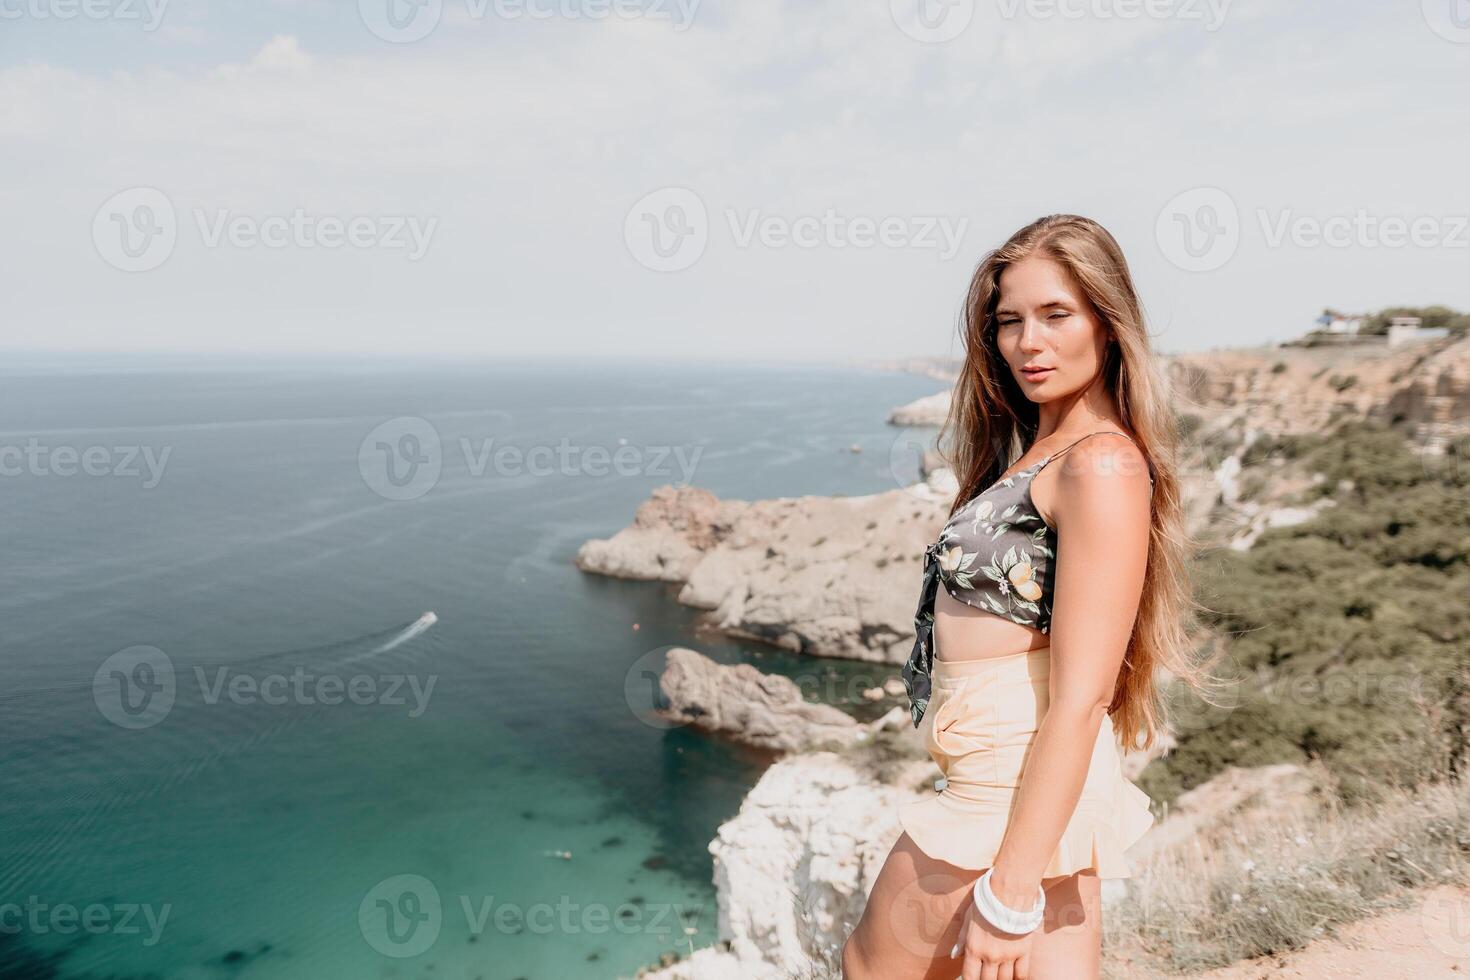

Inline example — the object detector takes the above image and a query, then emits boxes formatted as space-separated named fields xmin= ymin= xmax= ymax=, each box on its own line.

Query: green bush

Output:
xmin=1141 ymin=420 xmax=1470 ymax=808
xmin=1363 ymin=305 xmax=1470 ymax=336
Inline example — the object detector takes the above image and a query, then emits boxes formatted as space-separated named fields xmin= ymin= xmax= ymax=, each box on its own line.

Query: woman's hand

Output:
xmin=951 ymin=895 xmax=1034 ymax=980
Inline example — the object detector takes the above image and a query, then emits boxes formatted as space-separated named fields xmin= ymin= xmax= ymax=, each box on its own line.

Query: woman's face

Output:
xmin=993 ymin=255 xmax=1109 ymax=402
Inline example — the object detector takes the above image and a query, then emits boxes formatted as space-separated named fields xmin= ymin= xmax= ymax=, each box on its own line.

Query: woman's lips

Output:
xmin=1021 ymin=367 xmax=1054 ymax=382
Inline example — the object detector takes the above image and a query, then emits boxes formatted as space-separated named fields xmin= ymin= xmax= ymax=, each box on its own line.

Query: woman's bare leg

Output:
xmin=1030 ymin=870 xmax=1102 ymax=979
xmin=842 ymin=831 xmax=975 ymax=980
xmin=842 ymin=833 xmax=1102 ymax=980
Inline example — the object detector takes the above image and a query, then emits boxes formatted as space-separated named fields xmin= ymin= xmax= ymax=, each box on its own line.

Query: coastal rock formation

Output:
xmin=1152 ymin=335 xmax=1470 ymax=550
xmin=920 ymin=447 xmax=954 ymax=485
xmin=888 ymin=389 xmax=951 ymax=427
xmin=869 ymin=357 xmax=961 ymax=384
xmin=1168 ymin=333 xmax=1469 ymax=442
xmin=633 ymin=751 xmax=933 ymax=980
xmin=1385 ymin=333 xmax=1470 ymax=447
xmin=656 ymin=647 xmax=864 ymax=753
xmin=878 ymin=337 xmax=1470 ymax=446
xmin=574 ymin=485 xmax=750 ymax=582
xmin=580 ymin=478 xmax=955 ymax=663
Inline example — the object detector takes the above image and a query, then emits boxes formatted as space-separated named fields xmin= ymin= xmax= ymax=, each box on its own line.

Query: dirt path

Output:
xmin=1192 ymin=884 xmax=1470 ymax=979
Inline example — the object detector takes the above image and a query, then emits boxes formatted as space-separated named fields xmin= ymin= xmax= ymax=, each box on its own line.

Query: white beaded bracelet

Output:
xmin=971 ymin=869 xmax=1045 ymax=935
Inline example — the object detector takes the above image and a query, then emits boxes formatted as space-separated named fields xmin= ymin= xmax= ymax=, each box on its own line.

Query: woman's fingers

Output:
xmin=961 ymin=943 xmax=983 ymax=980
xmin=961 ymin=941 xmax=1026 ymax=980
xmin=958 ymin=906 xmax=1028 ymax=980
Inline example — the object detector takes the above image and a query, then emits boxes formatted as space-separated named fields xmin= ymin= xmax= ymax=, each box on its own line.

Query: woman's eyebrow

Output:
xmin=995 ymin=299 xmax=1072 ymax=315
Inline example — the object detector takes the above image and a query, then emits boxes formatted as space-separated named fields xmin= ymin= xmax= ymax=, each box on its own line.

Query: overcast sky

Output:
xmin=3 ymin=0 xmax=1467 ymax=363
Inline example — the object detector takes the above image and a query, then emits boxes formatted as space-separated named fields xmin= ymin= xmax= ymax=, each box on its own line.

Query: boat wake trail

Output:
xmin=364 ymin=610 xmax=439 ymax=657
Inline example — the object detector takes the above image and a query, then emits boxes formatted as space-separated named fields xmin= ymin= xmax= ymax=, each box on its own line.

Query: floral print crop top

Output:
xmin=901 ymin=430 xmax=1152 ymax=727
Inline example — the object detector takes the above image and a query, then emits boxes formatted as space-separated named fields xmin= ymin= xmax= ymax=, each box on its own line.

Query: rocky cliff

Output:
xmin=577 ymin=481 xmax=953 ymax=663
xmin=633 ymin=752 xmax=935 ymax=980
xmin=1167 ymin=333 xmax=1469 ymax=443
xmin=656 ymin=647 xmax=894 ymax=752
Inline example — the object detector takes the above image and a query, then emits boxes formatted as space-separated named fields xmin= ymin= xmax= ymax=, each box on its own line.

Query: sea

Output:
xmin=0 ymin=354 xmax=941 ymax=980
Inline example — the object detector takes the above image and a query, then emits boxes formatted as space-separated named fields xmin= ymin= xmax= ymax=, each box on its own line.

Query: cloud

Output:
xmin=0 ymin=1 xmax=1465 ymax=358
xmin=248 ymin=34 xmax=312 ymax=71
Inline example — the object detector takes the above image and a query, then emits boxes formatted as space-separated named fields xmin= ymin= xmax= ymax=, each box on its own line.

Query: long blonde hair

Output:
xmin=936 ymin=214 xmax=1225 ymax=753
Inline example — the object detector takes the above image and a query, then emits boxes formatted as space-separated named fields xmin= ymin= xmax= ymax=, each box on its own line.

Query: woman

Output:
xmin=842 ymin=215 xmax=1221 ymax=980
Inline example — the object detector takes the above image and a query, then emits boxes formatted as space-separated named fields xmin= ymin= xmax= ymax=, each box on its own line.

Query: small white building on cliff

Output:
xmin=1316 ymin=310 xmax=1367 ymax=334
xmin=1387 ymin=315 xmax=1450 ymax=347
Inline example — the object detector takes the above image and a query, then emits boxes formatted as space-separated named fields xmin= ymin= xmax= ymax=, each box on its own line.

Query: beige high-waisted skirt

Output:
xmin=898 ymin=646 xmax=1155 ymax=879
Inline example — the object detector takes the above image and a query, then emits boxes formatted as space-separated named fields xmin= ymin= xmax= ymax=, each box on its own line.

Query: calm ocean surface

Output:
xmin=0 ymin=356 xmax=939 ymax=980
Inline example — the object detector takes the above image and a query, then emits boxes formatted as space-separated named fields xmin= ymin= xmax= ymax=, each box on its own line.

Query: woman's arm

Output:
xmin=986 ymin=436 xmax=1153 ymax=910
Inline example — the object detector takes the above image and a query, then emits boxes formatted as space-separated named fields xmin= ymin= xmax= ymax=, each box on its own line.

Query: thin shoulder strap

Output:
xmin=1044 ymin=430 xmax=1155 ymax=483
xmin=1049 ymin=430 xmax=1133 ymax=460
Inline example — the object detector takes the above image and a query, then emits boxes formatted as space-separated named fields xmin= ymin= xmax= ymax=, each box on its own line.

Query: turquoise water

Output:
xmin=0 ymin=356 xmax=937 ymax=980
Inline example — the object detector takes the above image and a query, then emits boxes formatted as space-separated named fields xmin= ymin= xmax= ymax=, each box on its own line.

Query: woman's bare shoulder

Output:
xmin=1044 ymin=432 xmax=1152 ymax=529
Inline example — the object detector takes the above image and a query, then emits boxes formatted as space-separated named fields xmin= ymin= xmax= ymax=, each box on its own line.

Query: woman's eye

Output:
xmin=998 ymin=313 xmax=1067 ymax=326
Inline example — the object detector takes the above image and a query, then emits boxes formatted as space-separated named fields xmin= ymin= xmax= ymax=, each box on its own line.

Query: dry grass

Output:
xmin=1104 ymin=771 xmax=1470 ymax=977
xmin=784 ymin=947 xmax=844 ymax=980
